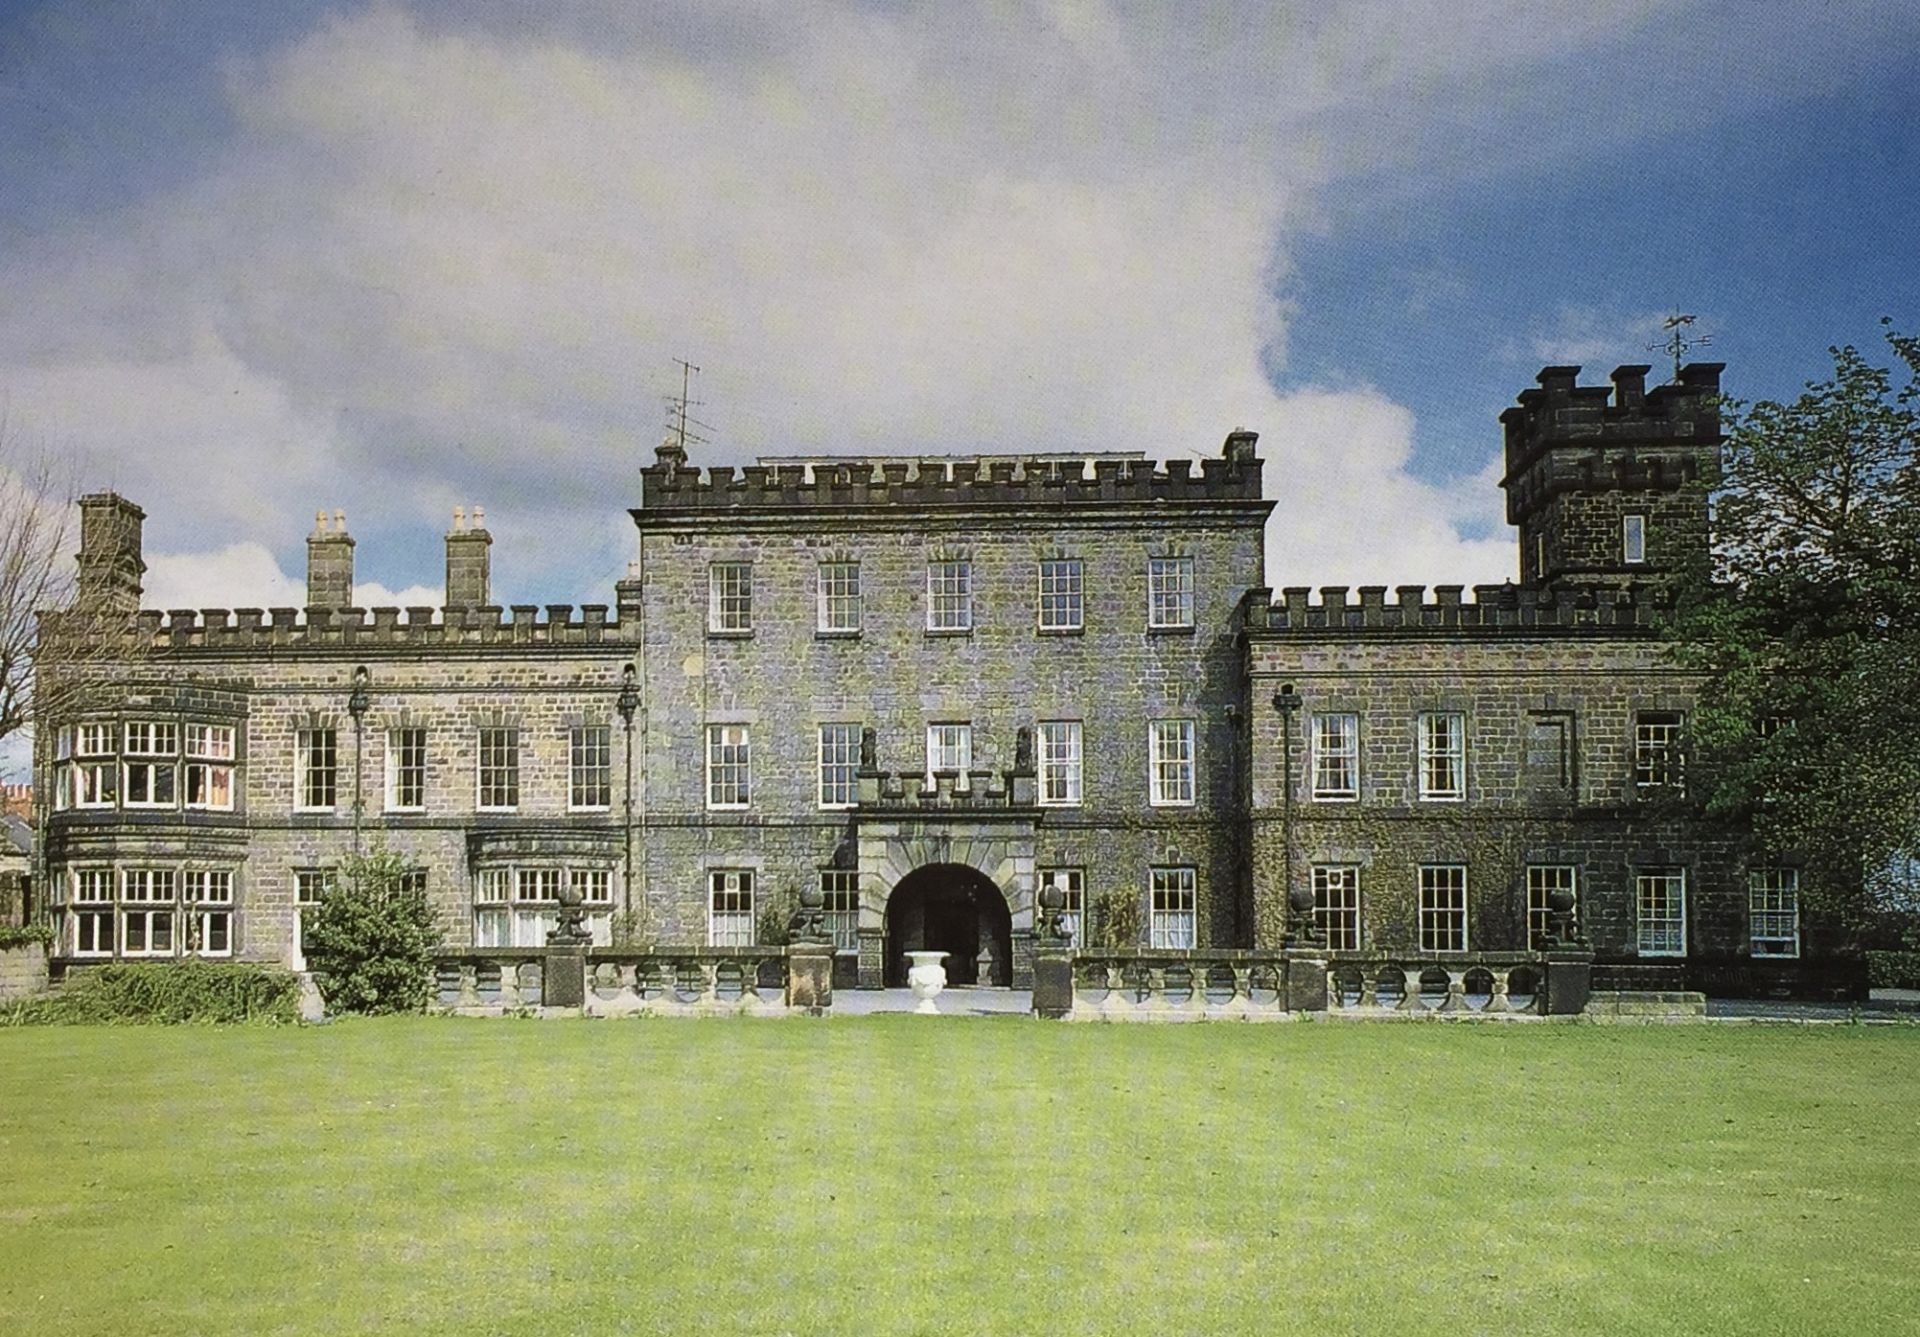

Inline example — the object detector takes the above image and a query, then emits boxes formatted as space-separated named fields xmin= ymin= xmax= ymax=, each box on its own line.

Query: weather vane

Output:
xmin=1649 ymin=314 xmax=1713 ymax=382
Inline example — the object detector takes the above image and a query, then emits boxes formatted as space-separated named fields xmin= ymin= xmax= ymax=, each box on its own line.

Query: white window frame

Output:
xmin=183 ymin=723 xmax=236 ymax=812
xmin=1417 ymin=865 xmax=1468 ymax=952
xmin=818 ymin=723 xmax=860 ymax=810
xmin=817 ymin=561 xmax=862 ymax=634
xmin=386 ymin=727 xmax=427 ymax=813
xmin=1636 ymin=867 xmax=1688 ymax=957
xmin=925 ymin=722 xmax=973 ymax=787
xmin=1417 ymin=712 xmax=1466 ymax=801
xmin=926 ymin=559 xmax=973 ymax=632
xmin=1312 ymin=865 xmax=1361 ymax=951
xmin=1148 ymin=866 xmax=1197 ymax=949
xmin=706 ymin=724 xmax=751 ymax=810
xmin=708 ymin=561 xmax=753 ymax=634
xmin=1037 ymin=558 xmax=1084 ymax=632
xmin=1039 ymin=868 xmax=1085 ymax=949
xmin=1148 ymin=719 xmax=1196 ymax=807
xmin=477 ymin=727 xmax=520 ymax=812
xmin=473 ymin=867 xmax=511 ymax=948
xmin=120 ymin=867 xmax=177 ymax=958
xmin=70 ymin=867 xmax=114 ymax=958
xmin=708 ymin=869 xmax=755 ymax=948
xmin=1622 ymin=513 xmax=1647 ymax=564
xmin=1749 ymin=868 xmax=1801 ymax=958
xmin=123 ymin=719 xmax=179 ymax=809
xmin=295 ymin=727 xmax=338 ymax=813
xmin=1311 ymin=713 xmax=1359 ymax=800
xmin=1036 ymin=720 xmax=1083 ymax=807
xmin=1526 ymin=865 xmax=1579 ymax=950
xmin=1634 ymin=713 xmax=1684 ymax=790
xmin=184 ymin=869 xmax=235 ymax=958
xmin=569 ymin=725 xmax=612 ymax=812
xmin=820 ymin=869 xmax=860 ymax=952
xmin=1147 ymin=555 xmax=1195 ymax=629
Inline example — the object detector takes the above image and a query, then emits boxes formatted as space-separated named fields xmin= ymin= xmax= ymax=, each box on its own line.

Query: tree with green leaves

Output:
xmin=1668 ymin=321 xmax=1920 ymax=940
xmin=301 ymin=847 xmax=439 ymax=1014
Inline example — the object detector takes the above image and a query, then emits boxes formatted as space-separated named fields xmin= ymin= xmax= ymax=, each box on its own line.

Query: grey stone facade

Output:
xmin=30 ymin=362 xmax=1854 ymax=995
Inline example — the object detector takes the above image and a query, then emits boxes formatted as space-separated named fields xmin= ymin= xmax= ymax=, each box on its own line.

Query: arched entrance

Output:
xmin=883 ymin=863 xmax=1014 ymax=987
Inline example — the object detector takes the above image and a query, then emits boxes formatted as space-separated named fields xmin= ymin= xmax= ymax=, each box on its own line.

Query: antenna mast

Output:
xmin=666 ymin=357 xmax=714 ymax=454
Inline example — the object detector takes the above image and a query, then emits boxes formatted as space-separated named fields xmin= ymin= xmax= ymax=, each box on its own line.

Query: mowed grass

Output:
xmin=2 ymin=1020 xmax=1918 ymax=1336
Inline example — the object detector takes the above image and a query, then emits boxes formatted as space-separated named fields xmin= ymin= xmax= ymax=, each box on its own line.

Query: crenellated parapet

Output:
xmin=39 ymin=602 xmax=638 ymax=656
xmin=1243 ymin=581 xmax=1660 ymax=635
xmin=637 ymin=432 xmax=1265 ymax=523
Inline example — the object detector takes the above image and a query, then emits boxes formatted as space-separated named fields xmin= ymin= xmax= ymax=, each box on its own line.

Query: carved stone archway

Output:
xmin=854 ymin=820 xmax=1035 ymax=989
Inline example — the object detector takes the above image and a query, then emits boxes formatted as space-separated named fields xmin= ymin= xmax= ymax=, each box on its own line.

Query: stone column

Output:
xmin=1543 ymin=949 xmax=1594 ymax=1016
xmin=544 ymin=883 xmax=592 ymax=1010
xmin=1031 ymin=881 xmax=1074 ymax=1019
xmin=1283 ymin=951 xmax=1329 ymax=1013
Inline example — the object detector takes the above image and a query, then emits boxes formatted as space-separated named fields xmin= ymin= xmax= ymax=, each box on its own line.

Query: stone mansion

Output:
xmin=32 ymin=361 xmax=1845 ymax=995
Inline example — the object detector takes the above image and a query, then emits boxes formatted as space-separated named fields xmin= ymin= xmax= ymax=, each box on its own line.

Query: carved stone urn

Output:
xmin=905 ymin=950 xmax=949 ymax=1015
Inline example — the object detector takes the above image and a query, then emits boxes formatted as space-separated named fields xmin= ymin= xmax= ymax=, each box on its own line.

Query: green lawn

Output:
xmin=2 ymin=1019 xmax=1917 ymax=1336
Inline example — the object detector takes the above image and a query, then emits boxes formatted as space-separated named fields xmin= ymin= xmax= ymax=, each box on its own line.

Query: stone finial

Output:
xmin=452 ymin=506 xmax=466 ymax=532
xmin=314 ymin=510 xmax=328 ymax=535
xmin=1013 ymin=725 xmax=1034 ymax=774
xmin=860 ymin=726 xmax=878 ymax=771
xmin=472 ymin=505 xmax=486 ymax=530
xmin=333 ymin=509 xmax=346 ymax=532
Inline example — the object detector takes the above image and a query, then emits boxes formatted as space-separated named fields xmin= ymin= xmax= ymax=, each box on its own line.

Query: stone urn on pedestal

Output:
xmin=905 ymin=950 xmax=949 ymax=1015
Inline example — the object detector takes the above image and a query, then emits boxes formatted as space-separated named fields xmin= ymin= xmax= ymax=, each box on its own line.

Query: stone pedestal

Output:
xmin=1284 ymin=955 xmax=1329 ymax=1013
xmin=1032 ymin=949 xmax=1074 ymax=1019
xmin=1543 ymin=950 xmax=1593 ymax=1016
xmin=788 ymin=943 xmax=835 ymax=1014
xmin=545 ymin=943 xmax=587 ymax=1009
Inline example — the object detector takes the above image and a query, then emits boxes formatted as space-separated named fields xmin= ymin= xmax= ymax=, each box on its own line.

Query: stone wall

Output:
xmin=0 ymin=944 xmax=49 ymax=999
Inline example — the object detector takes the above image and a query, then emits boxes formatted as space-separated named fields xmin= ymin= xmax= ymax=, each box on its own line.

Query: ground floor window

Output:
xmin=1636 ymin=867 xmax=1687 ymax=956
xmin=1312 ymin=865 xmax=1361 ymax=950
xmin=185 ymin=869 xmax=234 ymax=957
xmin=1526 ymin=865 xmax=1578 ymax=950
xmin=1148 ymin=867 xmax=1196 ymax=949
xmin=1039 ymin=868 xmax=1085 ymax=947
xmin=294 ymin=867 xmax=335 ymax=968
xmin=1749 ymin=868 xmax=1800 ymax=957
xmin=69 ymin=868 xmax=114 ymax=957
xmin=1418 ymin=865 xmax=1468 ymax=952
xmin=709 ymin=870 xmax=755 ymax=947
xmin=473 ymin=864 xmax=614 ymax=947
xmin=820 ymin=870 xmax=859 ymax=951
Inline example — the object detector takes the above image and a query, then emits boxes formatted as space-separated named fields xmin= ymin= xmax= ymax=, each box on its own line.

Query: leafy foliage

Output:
xmin=0 ymin=921 xmax=52 ymax=950
xmin=1089 ymin=889 xmax=1142 ymax=950
xmin=1668 ymin=323 xmax=1920 ymax=932
xmin=1866 ymin=951 xmax=1920 ymax=991
xmin=302 ymin=848 xmax=439 ymax=1015
xmin=0 ymin=960 xmax=298 ymax=1025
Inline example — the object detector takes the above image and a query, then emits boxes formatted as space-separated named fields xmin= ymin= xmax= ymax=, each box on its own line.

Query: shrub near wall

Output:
xmin=1867 ymin=951 xmax=1920 ymax=990
xmin=0 ymin=961 xmax=299 ymax=1025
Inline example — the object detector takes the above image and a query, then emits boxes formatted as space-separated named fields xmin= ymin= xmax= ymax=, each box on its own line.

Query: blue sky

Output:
xmin=2 ymin=0 xmax=1917 ymax=605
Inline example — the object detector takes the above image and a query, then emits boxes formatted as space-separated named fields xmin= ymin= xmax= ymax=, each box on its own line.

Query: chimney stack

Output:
xmin=306 ymin=509 xmax=356 ymax=609
xmin=76 ymin=493 xmax=147 ymax=614
xmin=446 ymin=504 xmax=492 ymax=608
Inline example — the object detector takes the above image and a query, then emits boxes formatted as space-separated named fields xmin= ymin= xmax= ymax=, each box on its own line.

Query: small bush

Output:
xmin=0 ymin=921 xmax=52 ymax=950
xmin=1867 ymin=950 xmax=1920 ymax=990
xmin=1090 ymin=890 xmax=1143 ymax=951
xmin=0 ymin=960 xmax=299 ymax=1025
xmin=303 ymin=847 xmax=438 ymax=1014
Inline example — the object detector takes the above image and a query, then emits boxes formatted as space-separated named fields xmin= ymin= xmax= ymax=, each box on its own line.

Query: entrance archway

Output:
xmin=883 ymin=863 xmax=1014 ymax=987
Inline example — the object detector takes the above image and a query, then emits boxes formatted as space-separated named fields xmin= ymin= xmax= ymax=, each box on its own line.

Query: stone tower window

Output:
xmin=706 ymin=725 xmax=751 ymax=809
xmin=1749 ymin=868 xmax=1801 ymax=958
xmin=387 ymin=728 xmax=427 ymax=812
xmin=1036 ymin=721 xmax=1084 ymax=806
xmin=817 ymin=723 xmax=860 ymax=809
xmin=927 ymin=559 xmax=973 ymax=632
xmin=1313 ymin=865 xmax=1361 ymax=950
xmin=708 ymin=562 xmax=753 ymax=634
xmin=1037 ymin=558 xmax=1084 ymax=631
xmin=1622 ymin=514 xmax=1647 ymax=564
xmin=1636 ymin=867 xmax=1687 ymax=956
xmin=1311 ymin=713 xmax=1359 ymax=800
xmin=569 ymin=726 xmax=612 ymax=811
xmin=1148 ymin=866 xmax=1196 ymax=948
xmin=1416 ymin=713 xmax=1465 ymax=801
xmin=1418 ymin=865 xmax=1468 ymax=952
xmin=477 ymin=727 xmax=520 ymax=811
xmin=295 ymin=728 xmax=338 ymax=812
xmin=708 ymin=870 xmax=755 ymax=947
xmin=817 ymin=561 xmax=862 ymax=634
xmin=1148 ymin=719 xmax=1195 ymax=806
xmin=1147 ymin=556 xmax=1195 ymax=629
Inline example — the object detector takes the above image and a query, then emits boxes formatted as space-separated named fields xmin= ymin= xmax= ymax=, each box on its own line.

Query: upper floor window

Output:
xmin=817 ymin=561 xmax=862 ymax=634
xmin=295 ymin=728 xmax=337 ymax=812
xmin=1417 ymin=712 xmax=1465 ymax=801
xmin=1037 ymin=721 xmax=1083 ymax=806
xmin=123 ymin=720 xmax=178 ymax=808
xmin=1147 ymin=556 xmax=1195 ymax=629
xmin=1311 ymin=713 xmax=1359 ymax=800
xmin=1149 ymin=719 xmax=1196 ymax=806
xmin=1418 ymin=865 xmax=1468 ymax=952
xmin=387 ymin=728 xmax=427 ymax=812
xmin=709 ymin=562 xmax=753 ymax=634
xmin=708 ymin=869 xmax=755 ymax=947
xmin=818 ymin=723 xmax=860 ymax=809
xmin=1622 ymin=514 xmax=1647 ymax=564
xmin=69 ymin=723 xmax=117 ymax=809
xmin=477 ymin=727 xmax=520 ymax=811
xmin=1635 ymin=712 xmax=1683 ymax=789
xmin=1749 ymin=868 xmax=1801 ymax=958
xmin=706 ymin=724 xmax=751 ymax=809
xmin=1037 ymin=559 xmax=1084 ymax=632
xmin=183 ymin=724 xmax=235 ymax=811
xmin=1039 ymin=868 xmax=1085 ymax=948
xmin=925 ymin=723 xmax=972 ymax=786
xmin=1636 ymin=867 xmax=1687 ymax=957
xmin=569 ymin=725 xmax=612 ymax=811
xmin=927 ymin=560 xmax=973 ymax=632
xmin=1313 ymin=865 xmax=1361 ymax=950
xmin=1148 ymin=866 xmax=1197 ymax=949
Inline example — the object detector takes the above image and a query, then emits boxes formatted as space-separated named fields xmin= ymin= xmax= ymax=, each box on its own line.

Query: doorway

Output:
xmin=883 ymin=863 xmax=1013 ymax=986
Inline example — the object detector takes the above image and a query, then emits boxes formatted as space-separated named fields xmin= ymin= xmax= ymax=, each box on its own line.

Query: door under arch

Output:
xmin=883 ymin=863 xmax=1014 ymax=987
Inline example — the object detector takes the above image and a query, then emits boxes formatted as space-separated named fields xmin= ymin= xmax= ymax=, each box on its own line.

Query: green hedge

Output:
xmin=1866 ymin=951 xmax=1920 ymax=991
xmin=0 ymin=960 xmax=300 ymax=1025
xmin=0 ymin=922 xmax=52 ymax=950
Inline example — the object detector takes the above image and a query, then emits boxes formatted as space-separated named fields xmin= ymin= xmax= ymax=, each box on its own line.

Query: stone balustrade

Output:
xmin=1323 ymin=953 xmax=1545 ymax=1016
xmin=433 ymin=947 xmax=790 ymax=1017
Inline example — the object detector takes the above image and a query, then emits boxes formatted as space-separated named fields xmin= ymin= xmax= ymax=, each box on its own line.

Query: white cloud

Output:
xmin=144 ymin=541 xmax=440 ymax=611
xmin=4 ymin=0 xmax=1912 ymax=604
